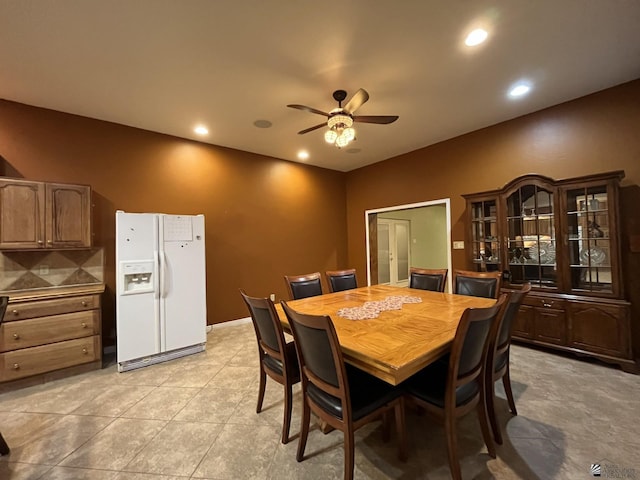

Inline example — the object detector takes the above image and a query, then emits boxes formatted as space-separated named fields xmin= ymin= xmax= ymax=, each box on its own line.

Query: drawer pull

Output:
xmin=12 ymin=309 xmax=19 ymax=316
xmin=542 ymin=302 xmax=553 ymax=308
xmin=37 ymin=240 xmax=44 ymax=245
xmin=82 ymin=347 xmax=88 ymax=354
xmin=81 ymin=322 xmax=87 ymax=328
xmin=13 ymin=333 xmax=20 ymax=340
xmin=81 ymin=301 xmax=88 ymax=307
xmin=13 ymin=363 xmax=19 ymax=370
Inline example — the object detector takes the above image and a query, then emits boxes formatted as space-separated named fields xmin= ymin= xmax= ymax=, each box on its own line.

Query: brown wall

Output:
xmin=0 ymin=101 xmax=348 ymax=343
xmin=345 ymin=79 xmax=640 ymax=283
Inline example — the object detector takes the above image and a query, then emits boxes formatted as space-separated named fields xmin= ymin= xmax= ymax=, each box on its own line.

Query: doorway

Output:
xmin=365 ymin=199 xmax=452 ymax=292
xmin=377 ymin=218 xmax=411 ymax=286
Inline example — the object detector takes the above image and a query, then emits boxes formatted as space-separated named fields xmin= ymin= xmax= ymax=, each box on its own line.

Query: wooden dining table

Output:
xmin=275 ymin=285 xmax=496 ymax=386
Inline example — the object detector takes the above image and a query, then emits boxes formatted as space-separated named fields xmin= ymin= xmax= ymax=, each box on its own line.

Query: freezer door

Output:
xmin=116 ymin=212 xmax=161 ymax=363
xmin=159 ymin=214 xmax=207 ymax=352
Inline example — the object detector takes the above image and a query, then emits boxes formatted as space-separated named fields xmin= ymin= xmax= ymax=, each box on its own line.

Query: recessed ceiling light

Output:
xmin=194 ymin=125 xmax=209 ymax=135
xmin=465 ymin=29 xmax=488 ymax=46
xmin=509 ymin=83 xmax=531 ymax=98
xmin=297 ymin=150 xmax=309 ymax=160
xmin=254 ymin=119 xmax=272 ymax=128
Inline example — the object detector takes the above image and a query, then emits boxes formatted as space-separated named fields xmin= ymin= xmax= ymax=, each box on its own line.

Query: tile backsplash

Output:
xmin=0 ymin=248 xmax=104 ymax=292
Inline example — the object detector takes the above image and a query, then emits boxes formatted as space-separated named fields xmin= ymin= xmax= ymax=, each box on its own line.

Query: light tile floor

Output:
xmin=1 ymin=322 xmax=639 ymax=479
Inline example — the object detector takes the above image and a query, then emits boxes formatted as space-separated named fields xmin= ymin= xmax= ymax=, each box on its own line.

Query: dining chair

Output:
xmin=325 ymin=269 xmax=358 ymax=293
xmin=486 ymin=282 xmax=531 ymax=444
xmin=403 ymin=294 xmax=507 ymax=480
xmin=240 ymin=290 xmax=300 ymax=444
xmin=0 ymin=296 xmax=9 ymax=455
xmin=409 ymin=267 xmax=448 ymax=292
xmin=453 ymin=269 xmax=502 ymax=299
xmin=281 ymin=301 xmax=407 ymax=480
xmin=284 ymin=272 xmax=323 ymax=300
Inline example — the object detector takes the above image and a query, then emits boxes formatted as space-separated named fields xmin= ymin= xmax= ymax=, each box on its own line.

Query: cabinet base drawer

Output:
xmin=0 ymin=310 xmax=100 ymax=352
xmin=0 ymin=336 xmax=100 ymax=382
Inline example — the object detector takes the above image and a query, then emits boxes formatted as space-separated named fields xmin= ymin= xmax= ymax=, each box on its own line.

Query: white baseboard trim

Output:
xmin=208 ymin=317 xmax=251 ymax=331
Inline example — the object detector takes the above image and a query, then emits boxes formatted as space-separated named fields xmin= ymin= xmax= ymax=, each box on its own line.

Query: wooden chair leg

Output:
xmin=394 ymin=400 xmax=408 ymax=462
xmin=477 ymin=402 xmax=497 ymax=458
xmin=282 ymin=384 xmax=293 ymax=444
xmin=256 ymin=368 xmax=266 ymax=413
xmin=0 ymin=432 xmax=9 ymax=456
xmin=503 ymin=364 xmax=518 ymax=416
xmin=296 ymin=399 xmax=310 ymax=462
xmin=486 ymin=376 xmax=503 ymax=445
xmin=344 ymin=428 xmax=355 ymax=480
xmin=381 ymin=411 xmax=391 ymax=442
xmin=444 ymin=413 xmax=462 ymax=480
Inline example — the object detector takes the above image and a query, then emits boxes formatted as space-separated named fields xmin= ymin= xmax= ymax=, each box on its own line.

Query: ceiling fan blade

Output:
xmin=353 ymin=115 xmax=399 ymax=124
xmin=343 ymin=88 xmax=370 ymax=114
xmin=298 ymin=123 xmax=326 ymax=135
xmin=287 ymin=104 xmax=330 ymax=117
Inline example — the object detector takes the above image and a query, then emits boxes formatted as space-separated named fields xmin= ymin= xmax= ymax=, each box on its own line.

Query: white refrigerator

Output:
xmin=116 ymin=211 xmax=207 ymax=372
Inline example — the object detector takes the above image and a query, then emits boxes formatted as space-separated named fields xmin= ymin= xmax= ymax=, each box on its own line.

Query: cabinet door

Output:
xmin=533 ymin=307 xmax=567 ymax=345
xmin=45 ymin=183 xmax=91 ymax=248
xmin=0 ymin=179 xmax=46 ymax=249
xmin=568 ymin=301 xmax=631 ymax=358
xmin=512 ymin=304 xmax=534 ymax=339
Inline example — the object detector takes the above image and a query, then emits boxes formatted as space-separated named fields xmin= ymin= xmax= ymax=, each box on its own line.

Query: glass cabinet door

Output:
xmin=505 ymin=184 xmax=558 ymax=288
xmin=469 ymin=199 xmax=500 ymax=271
xmin=565 ymin=185 xmax=612 ymax=294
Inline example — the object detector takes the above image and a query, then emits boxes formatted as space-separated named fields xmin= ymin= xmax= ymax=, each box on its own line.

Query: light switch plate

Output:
xmin=453 ymin=241 xmax=465 ymax=250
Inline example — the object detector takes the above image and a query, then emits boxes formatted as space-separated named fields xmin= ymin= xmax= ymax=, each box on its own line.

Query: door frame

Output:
xmin=365 ymin=198 xmax=453 ymax=292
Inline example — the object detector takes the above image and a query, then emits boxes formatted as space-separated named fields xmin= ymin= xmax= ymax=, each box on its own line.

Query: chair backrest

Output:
xmin=284 ymin=272 xmax=323 ymax=300
xmin=409 ymin=267 xmax=448 ymax=292
xmin=448 ymin=294 xmax=507 ymax=396
xmin=495 ymin=282 xmax=532 ymax=353
xmin=0 ymin=296 xmax=8 ymax=325
xmin=281 ymin=301 xmax=350 ymax=418
xmin=240 ymin=290 xmax=288 ymax=363
xmin=325 ymin=269 xmax=358 ymax=293
xmin=453 ymin=269 xmax=502 ymax=299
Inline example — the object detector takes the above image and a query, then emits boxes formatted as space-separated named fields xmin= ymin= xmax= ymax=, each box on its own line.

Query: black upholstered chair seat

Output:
xmin=404 ymin=360 xmax=479 ymax=409
xmin=307 ymin=365 xmax=401 ymax=421
xmin=263 ymin=342 xmax=300 ymax=379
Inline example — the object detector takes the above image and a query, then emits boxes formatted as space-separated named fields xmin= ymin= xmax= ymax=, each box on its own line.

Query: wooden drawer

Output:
xmin=0 ymin=335 xmax=100 ymax=382
xmin=522 ymin=295 xmax=567 ymax=311
xmin=0 ymin=310 xmax=100 ymax=352
xmin=4 ymin=295 xmax=99 ymax=321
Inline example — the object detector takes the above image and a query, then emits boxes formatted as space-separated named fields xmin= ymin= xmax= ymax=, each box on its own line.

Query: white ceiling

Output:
xmin=1 ymin=1 xmax=639 ymax=172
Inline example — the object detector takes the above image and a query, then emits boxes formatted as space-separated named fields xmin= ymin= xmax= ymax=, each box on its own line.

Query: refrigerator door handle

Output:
xmin=153 ymin=250 xmax=160 ymax=299
xmin=159 ymin=250 xmax=168 ymax=298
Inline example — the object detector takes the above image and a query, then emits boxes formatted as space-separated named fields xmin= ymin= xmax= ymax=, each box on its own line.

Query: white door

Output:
xmin=161 ymin=215 xmax=207 ymax=352
xmin=116 ymin=212 xmax=161 ymax=364
xmin=377 ymin=218 xmax=410 ymax=286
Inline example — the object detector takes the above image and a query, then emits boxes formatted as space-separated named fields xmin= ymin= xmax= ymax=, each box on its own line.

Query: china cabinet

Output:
xmin=0 ymin=178 xmax=92 ymax=249
xmin=463 ymin=171 xmax=636 ymax=372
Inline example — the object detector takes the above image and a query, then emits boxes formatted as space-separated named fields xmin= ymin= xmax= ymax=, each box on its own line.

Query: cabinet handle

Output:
xmin=81 ymin=322 xmax=87 ymax=328
xmin=13 ymin=333 xmax=20 ymax=340
xmin=12 ymin=309 xmax=19 ymax=316
xmin=47 ymin=240 xmax=52 ymax=244
xmin=82 ymin=348 xmax=88 ymax=354
xmin=81 ymin=301 xmax=88 ymax=307
xmin=13 ymin=363 xmax=19 ymax=370
xmin=542 ymin=302 xmax=554 ymax=308
xmin=37 ymin=240 xmax=44 ymax=245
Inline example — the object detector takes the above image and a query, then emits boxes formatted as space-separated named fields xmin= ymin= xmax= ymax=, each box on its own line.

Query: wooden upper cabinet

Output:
xmin=0 ymin=178 xmax=92 ymax=249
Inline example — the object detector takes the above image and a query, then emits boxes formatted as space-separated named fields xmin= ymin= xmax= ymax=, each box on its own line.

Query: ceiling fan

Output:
xmin=287 ymin=88 xmax=399 ymax=148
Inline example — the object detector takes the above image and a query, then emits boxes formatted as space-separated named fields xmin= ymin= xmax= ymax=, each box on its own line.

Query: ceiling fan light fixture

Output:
xmin=324 ymin=129 xmax=338 ymax=143
xmin=336 ymin=132 xmax=351 ymax=148
xmin=343 ymin=127 xmax=355 ymax=141
xmin=328 ymin=114 xmax=353 ymax=129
